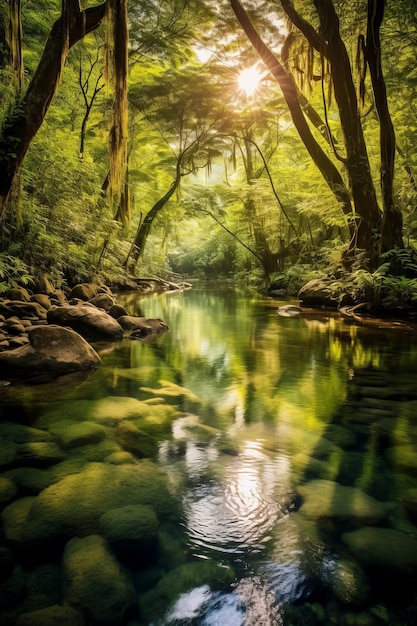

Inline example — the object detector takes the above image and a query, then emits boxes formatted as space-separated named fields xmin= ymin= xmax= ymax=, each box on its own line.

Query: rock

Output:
xmin=8 ymin=287 xmax=31 ymax=301
xmin=16 ymin=441 xmax=67 ymax=467
xmin=386 ymin=445 xmax=417 ymax=476
xmin=1 ymin=461 xmax=176 ymax=546
xmin=99 ymin=504 xmax=159 ymax=559
xmin=21 ymin=563 xmax=62 ymax=612
xmin=0 ymin=421 xmax=54 ymax=443
xmin=47 ymin=305 xmax=123 ymax=340
xmin=0 ymin=476 xmax=18 ymax=504
xmin=88 ymin=294 xmax=114 ymax=311
xmin=68 ymin=283 xmax=98 ymax=301
xmin=296 ymin=479 xmax=387 ymax=524
xmin=0 ymin=546 xmax=14 ymax=581
xmin=0 ymin=438 xmax=17 ymax=467
xmin=0 ymin=565 xmax=26 ymax=610
xmin=63 ymin=534 xmax=135 ymax=626
xmin=323 ymin=556 xmax=371 ymax=606
xmin=30 ymin=294 xmax=52 ymax=310
xmin=49 ymin=421 xmax=107 ymax=449
xmin=105 ymin=451 xmax=136 ymax=465
xmin=16 ymin=605 xmax=84 ymax=626
xmin=0 ymin=325 xmax=101 ymax=375
xmin=115 ymin=421 xmax=158 ymax=458
xmin=117 ymin=315 xmax=169 ymax=336
xmin=108 ymin=304 xmax=129 ymax=319
xmin=298 ymin=278 xmax=339 ymax=308
xmin=342 ymin=527 xmax=417 ymax=574
xmin=403 ymin=489 xmax=417 ymax=524
xmin=277 ymin=305 xmax=302 ymax=317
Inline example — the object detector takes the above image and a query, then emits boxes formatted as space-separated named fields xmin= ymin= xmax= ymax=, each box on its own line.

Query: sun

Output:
xmin=238 ymin=66 xmax=262 ymax=97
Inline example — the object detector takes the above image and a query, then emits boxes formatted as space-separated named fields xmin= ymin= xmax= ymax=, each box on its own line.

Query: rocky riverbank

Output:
xmin=0 ymin=282 xmax=171 ymax=380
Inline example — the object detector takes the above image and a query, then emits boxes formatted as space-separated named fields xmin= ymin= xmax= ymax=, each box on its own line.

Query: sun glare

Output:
xmin=238 ymin=66 xmax=261 ymax=97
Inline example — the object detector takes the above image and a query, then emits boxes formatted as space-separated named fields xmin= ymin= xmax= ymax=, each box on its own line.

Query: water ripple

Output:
xmin=183 ymin=445 xmax=286 ymax=555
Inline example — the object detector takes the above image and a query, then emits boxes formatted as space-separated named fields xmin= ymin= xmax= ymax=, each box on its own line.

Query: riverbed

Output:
xmin=1 ymin=288 xmax=417 ymax=625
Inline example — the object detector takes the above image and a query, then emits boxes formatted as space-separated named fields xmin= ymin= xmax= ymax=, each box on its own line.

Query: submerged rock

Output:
xmin=63 ymin=534 xmax=135 ymax=626
xmin=15 ymin=604 xmax=84 ymax=626
xmin=1 ymin=461 xmax=176 ymax=546
xmin=342 ymin=527 xmax=417 ymax=574
xmin=296 ymin=479 xmax=387 ymax=524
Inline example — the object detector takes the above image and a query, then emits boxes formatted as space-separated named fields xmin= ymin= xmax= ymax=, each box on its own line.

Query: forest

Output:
xmin=1 ymin=0 xmax=417 ymax=315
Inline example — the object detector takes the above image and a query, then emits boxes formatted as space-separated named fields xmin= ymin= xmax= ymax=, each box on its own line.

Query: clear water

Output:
xmin=1 ymin=288 xmax=417 ymax=625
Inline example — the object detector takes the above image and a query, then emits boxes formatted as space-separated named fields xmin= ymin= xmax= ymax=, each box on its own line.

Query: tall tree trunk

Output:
xmin=281 ymin=0 xmax=383 ymax=267
xmin=0 ymin=1 xmax=106 ymax=218
xmin=366 ymin=0 xmax=403 ymax=251
xmin=229 ymin=0 xmax=355 ymax=256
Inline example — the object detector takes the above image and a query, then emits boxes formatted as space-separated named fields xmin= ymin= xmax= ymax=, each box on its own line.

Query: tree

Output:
xmin=229 ymin=0 xmax=404 ymax=269
xmin=0 ymin=0 xmax=128 ymax=221
xmin=125 ymin=65 xmax=229 ymax=269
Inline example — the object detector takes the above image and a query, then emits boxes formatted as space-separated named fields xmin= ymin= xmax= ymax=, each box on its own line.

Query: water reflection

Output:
xmin=1 ymin=289 xmax=417 ymax=625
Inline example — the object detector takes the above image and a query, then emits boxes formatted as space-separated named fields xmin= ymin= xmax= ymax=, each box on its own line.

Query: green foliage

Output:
xmin=0 ymin=248 xmax=33 ymax=293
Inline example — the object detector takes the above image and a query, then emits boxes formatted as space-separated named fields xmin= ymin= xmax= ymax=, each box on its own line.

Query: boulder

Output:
xmin=47 ymin=305 xmax=123 ymax=340
xmin=49 ymin=421 xmax=107 ymax=449
xmin=88 ymin=293 xmax=115 ymax=311
xmin=118 ymin=315 xmax=169 ymax=336
xmin=8 ymin=287 xmax=31 ymax=302
xmin=0 ymin=325 xmax=101 ymax=375
xmin=99 ymin=504 xmax=159 ymax=558
xmin=30 ymin=294 xmax=52 ymax=310
xmin=1 ymin=461 xmax=176 ymax=546
xmin=298 ymin=278 xmax=338 ymax=308
xmin=67 ymin=284 xmax=98 ymax=301
xmin=63 ymin=534 xmax=135 ymax=626
xmin=0 ymin=476 xmax=18 ymax=505
xmin=115 ymin=421 xmax=158 ymax=458
xmin=108 ymin=304 xmax=129 ymax=319
xmin=296 ymin=479 xmax=387 ymax=524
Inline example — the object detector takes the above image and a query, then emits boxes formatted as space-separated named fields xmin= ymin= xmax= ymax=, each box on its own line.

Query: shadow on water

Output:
xmin=1 ymin=289 xmax=417 ymax=625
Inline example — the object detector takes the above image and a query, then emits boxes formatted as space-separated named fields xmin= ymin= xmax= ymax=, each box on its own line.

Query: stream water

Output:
xmin=1 ymin=288 xmax=417 ymax=625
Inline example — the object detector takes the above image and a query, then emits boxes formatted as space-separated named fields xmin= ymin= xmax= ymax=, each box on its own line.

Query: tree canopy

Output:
xmin=1 ymin=0 xmax=416 ymax=310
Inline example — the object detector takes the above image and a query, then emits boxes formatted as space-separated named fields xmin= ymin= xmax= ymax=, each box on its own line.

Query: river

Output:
xmin=1 ymin=288 xmax=417 ymax=625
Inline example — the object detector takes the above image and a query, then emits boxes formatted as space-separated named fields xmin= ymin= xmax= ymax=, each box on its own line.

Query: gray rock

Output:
xmin=0 ymin=325 xmax=101 ymax=374
xmin=63 ymin=534 xmax=135 ymax=626
xmin=47 ymin=305 xmax=123 ymax=340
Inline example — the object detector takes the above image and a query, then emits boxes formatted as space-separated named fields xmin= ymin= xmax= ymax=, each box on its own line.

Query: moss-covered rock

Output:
xmin=296 ymin=479 xmax=387 ymax=524
xmin=15 ymin=604 xmax=84 ymax=626
xmin=2 ymin=461 xmax=176 ymax=546
xmin=49 ymin=421 xmax=107 ymax=449
xmin=115 ymin=421 xmax=158 ymax=458
xmin=63 ymin=534 xmax=135 ymax=626
xmin=0 ymin=476 xmax=18 ymax=505
xmin=99 ymin=504 xmax=159 ymax=564
xmin=342 ymin=527 xmax=417 ymax=574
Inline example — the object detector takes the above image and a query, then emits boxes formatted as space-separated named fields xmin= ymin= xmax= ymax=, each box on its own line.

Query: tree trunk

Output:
xmin=0 ymin=1 xmax=106 ymax=218
xmin=366 ymin=0 xmax=403 ymax=251
xmin=280 ymin=0 xmax=384 ymax=267
xmin=126 ymin=161 xmax=182 ymax=270
xmin=229 ymin=0 xmax=355 ymax=251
